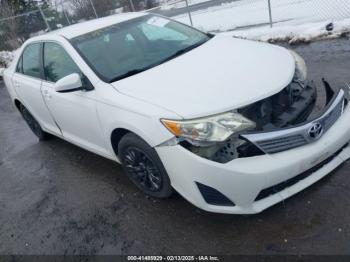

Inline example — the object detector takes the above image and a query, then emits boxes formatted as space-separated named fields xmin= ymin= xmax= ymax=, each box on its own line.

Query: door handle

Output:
xmin=14 ymin=81 xmax=20 ymax=88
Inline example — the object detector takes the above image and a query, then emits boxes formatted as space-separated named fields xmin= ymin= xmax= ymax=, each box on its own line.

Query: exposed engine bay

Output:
xmin=238 ymin=81 xmax=316 ymax=132
xmin=180 ymin=79 xmax=346 ymax=163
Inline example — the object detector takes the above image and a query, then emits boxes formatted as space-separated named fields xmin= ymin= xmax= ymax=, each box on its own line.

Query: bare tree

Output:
xmin=0 ymin=1 xmax=23 ymax=50
xmin=68 ymin=0 xmax=94 ymax=20
xmin=92 ymin=0 xmax=123 ymax=16
xmin=69 ymin=0 xmax=122 ymax=19
xmin=68 ymin=0 xmax=135 ymax=20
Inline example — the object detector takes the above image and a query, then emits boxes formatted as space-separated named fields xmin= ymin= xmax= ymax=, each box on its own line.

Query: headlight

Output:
xmin=289 ymin=50 xmax=307 ymax=82
xmin=161 ymin=112 xmax=256 ymax=143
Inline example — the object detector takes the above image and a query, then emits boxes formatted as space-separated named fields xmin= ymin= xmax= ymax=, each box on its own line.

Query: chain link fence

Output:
xmin=1 ymin=0 xmax=350 ymax=51
xmin=0 ymin=0 xmax=154 ymax=50
xmin=169 ymin=0 xmax=350 ymax=32
xmin=268 ymin=0 xmax=350 ymax=26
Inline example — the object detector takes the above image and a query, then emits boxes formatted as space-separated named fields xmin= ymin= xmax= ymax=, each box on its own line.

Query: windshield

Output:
xmin=71 ymin=15 xmax=211 ymax=82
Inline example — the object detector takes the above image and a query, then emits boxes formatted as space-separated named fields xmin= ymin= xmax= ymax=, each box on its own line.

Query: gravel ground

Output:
xmin=1 ymin=37 xmax=350 ymax=255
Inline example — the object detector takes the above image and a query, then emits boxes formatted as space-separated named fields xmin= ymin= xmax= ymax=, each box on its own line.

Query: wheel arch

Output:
xmin=14 ymin=98 xmax=22 ymax=111
xmin=109 ymin=122 xmax=170 ymax=157
xmin=111 ymin=128 xmax=132 ymax=156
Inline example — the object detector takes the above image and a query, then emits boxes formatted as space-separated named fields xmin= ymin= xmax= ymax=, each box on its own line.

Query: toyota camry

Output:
xmin=3 ymin=13 xmax=350 ymax=214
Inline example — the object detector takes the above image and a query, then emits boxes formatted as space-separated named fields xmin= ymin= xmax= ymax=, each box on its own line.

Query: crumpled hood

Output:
xmin=112 ymin=35 xmax=295 ymax=119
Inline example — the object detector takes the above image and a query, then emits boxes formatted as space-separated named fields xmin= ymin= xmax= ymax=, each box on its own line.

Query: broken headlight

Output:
xmin=161 ymin=112 xmax=256 ymax=145
xmin=289 ymin=50 xmax=307 ymax=82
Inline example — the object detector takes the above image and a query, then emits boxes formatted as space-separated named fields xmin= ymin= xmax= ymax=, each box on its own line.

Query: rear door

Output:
xmin=12 ymin=43 xmax=61 ymax=135
xmin=40 ymin=41 xmax=109 ymax=156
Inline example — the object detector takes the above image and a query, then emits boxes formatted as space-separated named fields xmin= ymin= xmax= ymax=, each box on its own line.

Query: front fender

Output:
xmin=97 ymin=101 xmax=176 ymax=157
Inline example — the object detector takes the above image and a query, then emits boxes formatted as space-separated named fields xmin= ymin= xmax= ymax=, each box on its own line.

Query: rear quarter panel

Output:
xmin=2 ymin=46 xmax=23 ymax=105
xmin=3 ymin=69 xmax=17 ymax=103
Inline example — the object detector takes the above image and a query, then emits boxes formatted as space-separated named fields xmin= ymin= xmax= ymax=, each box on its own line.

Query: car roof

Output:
xmin=30 ymin=12 xmax=147 ymax=41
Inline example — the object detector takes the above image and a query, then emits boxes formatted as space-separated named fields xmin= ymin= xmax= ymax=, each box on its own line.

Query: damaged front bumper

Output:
xmin=242 ymin=88 xmax=346 ymax=154
xmin=156 ymin=82 xmax=350 ymax=214
xmin=180 ymin=80 xmax=348 ymax=163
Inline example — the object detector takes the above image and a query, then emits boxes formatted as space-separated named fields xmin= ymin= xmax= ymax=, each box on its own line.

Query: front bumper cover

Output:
xmin=156 ymin=90 xmax=350 ymax=214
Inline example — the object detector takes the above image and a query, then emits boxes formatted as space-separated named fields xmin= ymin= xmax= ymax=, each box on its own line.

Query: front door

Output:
xmin=40 ymin=42 xmax=109 ymax=156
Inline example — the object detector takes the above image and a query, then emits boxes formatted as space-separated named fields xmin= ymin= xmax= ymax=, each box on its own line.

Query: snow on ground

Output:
xmin=174 ymin=0 xmax=350 ymax=42
xmin=0 ymin=51 xmax=14 ymax=68
xmin=228 ymin=18 xmax=350 ymax=44
xmin=0 ymin=50 xmax=20 ymax=76
xmin=0 ymin=51 xmax=15 ymax=76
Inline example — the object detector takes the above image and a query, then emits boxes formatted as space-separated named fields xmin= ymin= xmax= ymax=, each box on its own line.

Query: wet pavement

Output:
xmin=1 ymin=37 xmax=350 ymax=255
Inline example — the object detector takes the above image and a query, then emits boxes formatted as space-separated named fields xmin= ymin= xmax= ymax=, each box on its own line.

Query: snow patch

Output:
xmin=173 ymin=0 xmax=350 ymax=43
xmin=0 ymin=51 xmax=15 ymax=68
xmin=0 ymin=51 xmax=15 ymax=76
xmin=0 ymin=49 xmax=20 ymax=77
xmin=228 ymin=19 xmax=350 ymax=44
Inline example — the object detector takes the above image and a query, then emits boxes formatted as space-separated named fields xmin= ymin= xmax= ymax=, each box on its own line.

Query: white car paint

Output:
xmin=113 ymin=34 xmax=295 ymax=118
xmin=3 ymin=13 xmax=350 ymax=214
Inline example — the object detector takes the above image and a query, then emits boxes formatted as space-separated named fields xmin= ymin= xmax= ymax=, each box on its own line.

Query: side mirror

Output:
xmin=54 ymin=73 xmax=83 ymax=93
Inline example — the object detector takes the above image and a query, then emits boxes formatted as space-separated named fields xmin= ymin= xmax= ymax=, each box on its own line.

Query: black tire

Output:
xmin=20 ymin=104 xmax=51 ymax=141
xmin=118 ymin=133 xmax=173 ymax=198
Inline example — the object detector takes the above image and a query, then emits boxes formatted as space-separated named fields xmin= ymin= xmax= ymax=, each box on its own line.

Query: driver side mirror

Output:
xmin=54 ymin=73 xmax=93 ymax=93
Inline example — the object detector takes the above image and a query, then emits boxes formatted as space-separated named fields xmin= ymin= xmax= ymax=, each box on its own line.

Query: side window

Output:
xmin=43 ymin=42 xmax=81 ymax=83
xmin=22 ymin=43 xmax=41 ymax=78
xmin=16 ymin=56 xmax=23 ymax=74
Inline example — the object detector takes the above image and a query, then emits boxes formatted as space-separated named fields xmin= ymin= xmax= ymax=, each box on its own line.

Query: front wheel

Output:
xmin=118 ymin=133 xmax=173 ymax=198
xmin=20 ymin=104 xmax=51 ymax=141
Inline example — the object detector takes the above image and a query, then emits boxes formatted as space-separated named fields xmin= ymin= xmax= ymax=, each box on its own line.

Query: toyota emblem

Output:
xmin=308 ymin=122 xmax=324 ymax=140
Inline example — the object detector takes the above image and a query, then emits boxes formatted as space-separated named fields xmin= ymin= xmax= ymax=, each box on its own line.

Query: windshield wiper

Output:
xmin=109 ymin=39 xmax=209 ymax=83
xmin=158 ymin=39 xmax=208 ymax=65
xmin=109 ymin=68 xmax=150 ymax=83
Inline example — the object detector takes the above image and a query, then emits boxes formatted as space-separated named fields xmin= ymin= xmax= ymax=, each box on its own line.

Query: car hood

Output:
xmin=111 ymin=35 xmax=295 ymax=119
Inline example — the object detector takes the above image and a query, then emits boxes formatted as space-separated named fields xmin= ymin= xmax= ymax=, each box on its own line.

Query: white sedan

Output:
xmin=3 ymin=13 xmax=350 ymax=214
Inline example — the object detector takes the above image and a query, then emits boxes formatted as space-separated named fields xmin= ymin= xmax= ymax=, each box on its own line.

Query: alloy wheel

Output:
xmin=123 ymin=147 xmax=162 ymax=192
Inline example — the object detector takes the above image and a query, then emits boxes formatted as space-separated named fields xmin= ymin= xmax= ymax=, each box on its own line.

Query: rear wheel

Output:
xmin=20 ymin=104 xmax=51 ymax=141
xmin=118 ymin=133 xmax=173 ymax=198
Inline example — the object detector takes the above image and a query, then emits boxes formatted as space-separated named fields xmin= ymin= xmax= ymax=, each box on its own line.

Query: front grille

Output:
xmin=324 ymin=99 xmax=344 ymax=130
xmin=243 ymin=90 xmax=345 ymax=154
xmin=255 ymin=134 xmax=308 ymax=154
xmin=196 ymin=182 xmax=235 ymax=206
xmin=255 ymin=143 xmax=348 ymax=201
